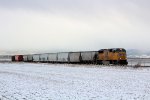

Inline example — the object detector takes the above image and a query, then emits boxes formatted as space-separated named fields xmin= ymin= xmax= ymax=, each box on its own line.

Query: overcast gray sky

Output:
xmin=0 ymin=0 xmax=150 ymax=52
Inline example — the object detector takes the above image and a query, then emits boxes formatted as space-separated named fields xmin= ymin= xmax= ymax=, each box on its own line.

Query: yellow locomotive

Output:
xmin=97 ymin=48 xmax=128 ymax=65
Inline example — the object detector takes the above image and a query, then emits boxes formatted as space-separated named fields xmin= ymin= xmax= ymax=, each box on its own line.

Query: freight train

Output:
xmin=11 ymin=48 xmax=128 ymax=65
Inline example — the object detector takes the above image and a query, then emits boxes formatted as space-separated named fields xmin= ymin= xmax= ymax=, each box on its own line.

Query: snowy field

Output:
xmin=0 ymin=63 xmax=150 ymax=100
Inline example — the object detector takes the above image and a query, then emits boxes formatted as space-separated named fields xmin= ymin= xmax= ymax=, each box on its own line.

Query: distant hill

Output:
xmin=127 ymin=49 xmax=150 ymax=58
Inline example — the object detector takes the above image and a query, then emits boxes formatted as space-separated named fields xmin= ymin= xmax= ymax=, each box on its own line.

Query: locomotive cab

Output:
xmin=112 ymin=48 xmax=128 ymax=65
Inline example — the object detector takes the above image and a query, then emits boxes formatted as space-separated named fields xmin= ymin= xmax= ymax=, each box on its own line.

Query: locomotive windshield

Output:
xmin=111 ymin=48 xmax=126 ymax=52
xmin=116 ymin=48 xmax=126 ymax=52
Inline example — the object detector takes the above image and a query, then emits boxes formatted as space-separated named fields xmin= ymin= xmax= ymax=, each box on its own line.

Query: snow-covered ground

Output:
xmin=0 ymin=63 xmax=150 ymax=100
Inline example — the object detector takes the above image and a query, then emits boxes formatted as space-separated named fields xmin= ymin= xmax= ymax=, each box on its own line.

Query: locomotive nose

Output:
xmin=118 ymin=53 xmax=126 ymax=60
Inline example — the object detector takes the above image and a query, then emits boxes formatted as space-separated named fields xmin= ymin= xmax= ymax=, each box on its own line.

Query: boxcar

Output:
xmin=0 ymin=55 xmax=11 ymax=62
xmin=40 ymin=53 xmax=49 ymax=62
xmin=69 ymin=52 xmax=81 ymax=63
xmin=48 ymin=53 xmax=58 ymax=63
xmin=40 ymin=54 xmax=48 ymax=62
xmin=27 ymin=55 xmax=33 ymax=62
xmin=81 ymin=51 xmax=98 ymax=63
xmin=15 ymin=55 xmax=23 ymax=61
xmin=23 ymin=55 xmax=28 ymax=62
xmin=57 ymin=52 xmax=69 ymax=63
xmin=33 ymin=54 xmax=40 ymax=62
